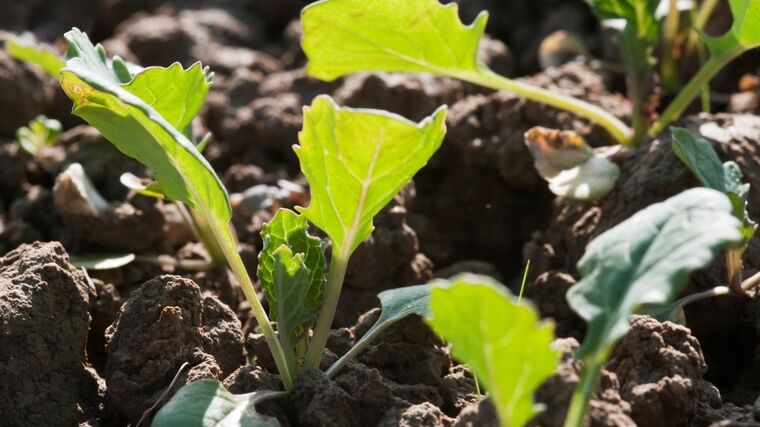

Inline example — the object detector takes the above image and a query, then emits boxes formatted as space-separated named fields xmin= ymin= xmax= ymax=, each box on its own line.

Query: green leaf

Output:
xmin=301 ymin=0 xmax=487 ymax=81
xmin=151 ymin=379 xmax=282 ymax=427
xmin=5 ymin=36 xmax=65 ymax=76
xmin=326 ymin=283 xmax=434 ymax=377
xmin=295 ymin=95 xmax=445 ymax=255
xmin=671 ymin=128 xmax=756 ymax=244
xmin=269 ymin=245 xmax=323 ymax=352
xmin=703 ymin=0 xmax=760 ymax=57
xmin=671 ymin=126 xmax=726 ymax=191
xmin=427 ymin=274 xmax=559 ymax=427
xmin=60 ymin=28 xmax=230 ymax=224
xmin=70 ymin=253 xmax=136 ymax=270
xmin=123 ymin=63 xmax=211 ymax=131
xmin=16 ymin=115 xmax=62 ymax=156
xmin=567 ymin=188 xmax=742 ymax=360
xmin=258 ymin=209 xmax=326 ymax=324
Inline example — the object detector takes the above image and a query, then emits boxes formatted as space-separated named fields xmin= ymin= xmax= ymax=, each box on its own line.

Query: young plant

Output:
xmin=16 ymin=115 xmax=62 ymax=158
xmin=583 ymin=0 xmax=669 ymax=142
xmin=427 ymin=274 xmax=559 ymax=427
xmin=58 ymin=28 xmax=447 ymax=401
xmin=300 ymin=0 xmax=633 ymax=145
xmin=671 ymin=127 xmax=757 ymax=294
xmin=563 ymin=187 xmax=742 ymax=427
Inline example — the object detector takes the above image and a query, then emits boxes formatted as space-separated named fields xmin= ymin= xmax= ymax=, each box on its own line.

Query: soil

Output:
xmin=2 ymin=1 xmax=760 ymax=426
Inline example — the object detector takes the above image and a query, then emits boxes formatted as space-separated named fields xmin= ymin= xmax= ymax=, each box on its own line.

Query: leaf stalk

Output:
xmin=563 ymin=351 xmax=607 ymax=427
xmin=208 ymin=216 xmax=295 ymax=390
xmin=461 ymin=69 xmax=633 ymax=145
xmin=649 ymin=49 xmax=740 ymax=136
xmin=304 ymin=248 xmax=350 ymax=370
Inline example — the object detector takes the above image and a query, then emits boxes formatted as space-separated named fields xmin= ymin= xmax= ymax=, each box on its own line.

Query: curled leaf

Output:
xmin=525 ymin=126 xmax=620 ymax=200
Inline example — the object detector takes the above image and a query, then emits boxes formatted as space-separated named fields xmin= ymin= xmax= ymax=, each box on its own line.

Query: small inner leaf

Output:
xmin=151 ymin=379 xmax=282 ymax=427
xmin=671 ymin=127 xmax=726 ymax=191
xmin=258 ymin=208 xmax=326 ymax=325
xmin=427 ymin=274 xmax=559 ymax=427
xmin=567 ymin=188 xmax=742 ymax=360
xmin=295 ymin=95 xmax=445 ymax=255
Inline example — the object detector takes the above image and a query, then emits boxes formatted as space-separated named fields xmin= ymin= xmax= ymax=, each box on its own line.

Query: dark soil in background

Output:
xmin=1 ymin=0 xmax=760 ymax=426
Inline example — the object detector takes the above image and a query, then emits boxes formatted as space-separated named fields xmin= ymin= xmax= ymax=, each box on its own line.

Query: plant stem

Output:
xmin=725 ymin=248 xmax=745 ymax=295
xmin=304 ymin=249 xmax=350 ymax=370
xmin=462 ymin=69 xmax=633 ymax=145
xmin=660 ymin=0 xmax=681 ymax=93
xmin=563 ymin=352 xmax=607 ymax=427
xmin=176 ymin=202 xmax=227 ymax=266
xmin=648 ymin=51 xmax=739 ymax=136
xmin=324 ymin=314 xmax=390 ymax=378
xmin=695 ymin=0 xmax=720 ymax=29
xmin=208 ymin=216 xmax=294 ymax=390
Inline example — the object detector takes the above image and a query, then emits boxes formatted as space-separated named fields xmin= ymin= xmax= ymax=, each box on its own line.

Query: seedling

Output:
xmin=427 ymin=274 xmax=559 ymax=427
xmin=16 ymin=115 xmax=62 ymax=158
xmin=58 ymin=28 xmax=446 ymax=408
xmin=671 ymin=127 xmax=757 ymax=294
xmin=563 ymin=187 xmax=742 ymax=427
xmin=583 ymin=0 xmax=705 ymax=141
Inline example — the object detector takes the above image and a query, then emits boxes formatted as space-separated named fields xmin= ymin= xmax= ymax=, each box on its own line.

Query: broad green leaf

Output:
xmin=258 ymin=209 xmax=325 ymax=324
xmin=124 ymin=63 xmax=211 ymax=132
xmin=567 ymin=188 xmax=742 ymax=360
xmin=301 ymin=0 xmax=487 ymax=81
xmin=151 ymin=379 xmax=282 ymax=427
xmin=326 ymin=283 xmax=434 ymax=377
xmin=70 ymin=253 xmax=136 ymax=270
xmin=671 ymin=127 xmax=726 ymax=191
xmin=703 ymin=0 xmax=760 ymax=58
xmin=5 ymin=37 xmax=65 ymax=76
xmin=16 ymin=115 xmax=62 ymax=156
xmin=60 ymin=28 xmax=231 ymax=224
xmin=295 ymin=95 xmax=445 ymax=254
xmin=427 ymin=274 xmax=559 ymax=427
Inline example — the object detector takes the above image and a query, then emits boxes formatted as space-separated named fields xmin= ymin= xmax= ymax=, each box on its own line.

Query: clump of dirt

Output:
xmin=0 ymin=241 xmax=103 ymax=426
xmin=104 ymin=274 xmax=245 ymax=424
xmin=0 ymin=48 xmax=56 ymax=137
xmin=608 ymin=316 xmax=721 ymax=426
xmin=338 ymin=185 xmax=434 ymax=326
xmin=412 ymin=62 xmax=630 ymax=279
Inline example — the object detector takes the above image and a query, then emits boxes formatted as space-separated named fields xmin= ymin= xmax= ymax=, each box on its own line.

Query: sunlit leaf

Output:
xmin=428 ymin=274 xmax=559 ymax=427
xmin=295 ymin=95 xmax=445 ymax=255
